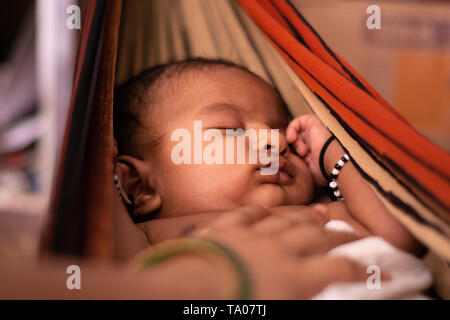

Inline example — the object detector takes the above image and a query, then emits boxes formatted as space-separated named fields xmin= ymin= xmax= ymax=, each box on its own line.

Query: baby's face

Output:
xmin=143 ymin=67 xmax=313 ymax=218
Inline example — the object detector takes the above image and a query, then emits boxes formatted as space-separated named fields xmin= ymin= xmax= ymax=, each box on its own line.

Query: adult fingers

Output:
xmin=290 ymin=256 xmax=370 ymax=298
xmin=278 ymin=224 xmax=360 ymax=256
xmin=271 ymin=206 xmax=330 ymax=224
xmin=251 ymin=215 xmax=297 ymax=235
xmin=208 ymin=205 xmax=270 ymax=229
xmin=252 ymin=206 xmax=329 ymax=235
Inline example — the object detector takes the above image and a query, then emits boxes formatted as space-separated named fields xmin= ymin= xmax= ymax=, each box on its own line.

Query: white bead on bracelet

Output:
xmin=328 ymin=153 xmax=350 ymax=201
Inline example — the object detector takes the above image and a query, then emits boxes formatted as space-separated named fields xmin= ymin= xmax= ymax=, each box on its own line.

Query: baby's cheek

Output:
xmin=289 ymin=153 xmax=311 ymax=178
xmin=289 ymin=155 xmax=314 ymax=204
xmin=178 ymin=164 xmax=247 ymax=207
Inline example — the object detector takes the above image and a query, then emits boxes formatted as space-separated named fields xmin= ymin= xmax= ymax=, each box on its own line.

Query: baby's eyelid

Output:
xmin=220 ymin=128 xmax=245 ymax=136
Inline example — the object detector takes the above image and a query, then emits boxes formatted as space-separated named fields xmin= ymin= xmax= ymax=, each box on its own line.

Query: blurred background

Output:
xmin=0 ymin=0 xmax=449 ymax=260
xmin=0 ymin=0 xmax=76 ymax=260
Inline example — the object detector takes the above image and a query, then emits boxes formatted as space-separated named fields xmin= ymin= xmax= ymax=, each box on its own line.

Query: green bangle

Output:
xmin=134 ymin=238 xmax=252 ymax=300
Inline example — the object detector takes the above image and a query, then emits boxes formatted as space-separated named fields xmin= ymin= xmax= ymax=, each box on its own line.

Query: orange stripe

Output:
xmin=282 ymin=47 xmax=450 ymax=217
xmin=237 ymin=0 xmax=450 ymax=211
xmin=52 ymin=0 xmax=98 ymax=209
xmin=264 ymin=34 xmax=450 ymax=218
xmin=72 ymin=0 xmax=97 ymax=97
xmin=257 ymin=0 xmax=292 ymax=32
xmin=237 ymin=0 xmax=450 ymax=176
xmin=271 ymin=0 xmax=410 ymax=123
xmin=271 ymin=0 xmax=354 ymax=82
xmin=44 ymin=0 xmax=100 ymax=254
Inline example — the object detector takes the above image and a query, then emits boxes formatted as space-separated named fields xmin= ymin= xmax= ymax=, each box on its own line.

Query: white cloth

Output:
xmin=313 ymin=220 xmax=432 ymax=300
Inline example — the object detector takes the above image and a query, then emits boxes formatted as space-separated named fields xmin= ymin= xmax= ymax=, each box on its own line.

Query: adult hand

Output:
xmin=194 ymin=205 xmax=372 ymax=299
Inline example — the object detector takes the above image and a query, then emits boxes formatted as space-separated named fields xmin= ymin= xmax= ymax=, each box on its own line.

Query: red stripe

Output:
xmin=237 ymin=0 xmax=450 ymax=212
xmin=257 ymin=0 xmax=292 ymax=31
xmin=72 ymin=0 xmax=97 ymax=97
xmin=272 ymin=0 xmax=411 ymax=124
xmin=45 ymin=0 xmax=99 ymax=252
xmin=272 ymin=0 xmax=355 ymax=82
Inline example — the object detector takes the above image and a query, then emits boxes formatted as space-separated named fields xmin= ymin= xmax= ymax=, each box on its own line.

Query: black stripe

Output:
xmin=229 ymin=0 xmax=282 ymax=96
xmin=269 ymin=0 xmax=311 ymax=51
xmin=315 ymin=93 xmax=450 ymax=230
xmin=283 ymin=0 xmax=432 ymax=131
xmin=123 ymin=1 xmax=137 ymax=80
xmin=353 ymin=155 xmax=447 ymax=236
xmin=259 ymin=29 xmax=450 ymax=214
xmin=316 ymin=93 xmax=450 ymax=221
xmin=52 ymin=0 xmax=107 ymax=256
xmin=315 ymin=96 xmax=449 ymax=233
xmin=73 ymin=3 xmax=91 ymax=85
xmin=284 ymin=0 xmax=375 ymax=98
xmin=283 ymin=0 xmax=416 ymax=128
xmin=176 ymin=2 xmax=191 ymax=57
xmin=263 ymin=30 xmax=450 ymax=182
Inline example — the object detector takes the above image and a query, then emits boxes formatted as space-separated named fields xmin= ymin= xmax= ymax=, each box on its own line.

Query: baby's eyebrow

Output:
xmin=197 ymin=102 xmax=242 ymax=115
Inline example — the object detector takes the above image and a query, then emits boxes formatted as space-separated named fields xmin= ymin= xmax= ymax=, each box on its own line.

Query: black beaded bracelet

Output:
xmin=319 ymin=135 xmax=336 ymax=182
xmin=329 ymin=154 xmax=350 ymax=200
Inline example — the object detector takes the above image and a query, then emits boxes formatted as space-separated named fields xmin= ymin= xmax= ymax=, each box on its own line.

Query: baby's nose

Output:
xmin=278 ymin=133 xmax=288 ymax=156
xmin=260 ymin=132 xmax=288 ymax=157
xmin=250 ymin=127 xmax=288 ymax=157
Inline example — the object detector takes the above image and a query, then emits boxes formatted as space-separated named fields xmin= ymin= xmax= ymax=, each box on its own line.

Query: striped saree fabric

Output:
xmin=237 ymin=0 xmax=450 ymax=259
xmin=42 ymin=0 xmax=449 ymax=262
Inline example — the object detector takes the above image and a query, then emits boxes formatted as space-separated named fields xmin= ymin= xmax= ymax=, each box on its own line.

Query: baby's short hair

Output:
xmin=114 ymin=57 xmax=252 ymax=157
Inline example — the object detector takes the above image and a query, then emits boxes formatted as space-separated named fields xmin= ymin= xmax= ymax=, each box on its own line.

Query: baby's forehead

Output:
xmin=158 ymin=66 xmax=289 ymax=124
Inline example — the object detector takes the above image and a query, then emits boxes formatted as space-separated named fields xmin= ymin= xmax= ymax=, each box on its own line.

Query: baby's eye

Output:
xmin=223 ymin=128 xmax=245 ymax=136
xmin=214 ymin=127 xmax=245 ymax=136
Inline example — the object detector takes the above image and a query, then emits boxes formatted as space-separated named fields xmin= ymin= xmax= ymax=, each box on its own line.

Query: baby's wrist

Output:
xmin=323 ymin=140 xmax=345 ymax=178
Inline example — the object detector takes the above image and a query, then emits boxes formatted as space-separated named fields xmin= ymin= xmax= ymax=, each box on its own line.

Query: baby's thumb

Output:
xmin=294 ymin=140 xmax=308 ymax=158
xmin=286 ymin=117 xmax=305 ymax=143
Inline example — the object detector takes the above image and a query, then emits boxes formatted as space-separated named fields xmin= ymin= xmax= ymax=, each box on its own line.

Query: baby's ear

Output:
xmin=115 ymin=155 xmax=162 ymax=218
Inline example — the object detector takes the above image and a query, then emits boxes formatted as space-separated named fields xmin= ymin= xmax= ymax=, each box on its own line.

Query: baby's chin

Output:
xmin=243 ymin=183 xmax=310 ymax=209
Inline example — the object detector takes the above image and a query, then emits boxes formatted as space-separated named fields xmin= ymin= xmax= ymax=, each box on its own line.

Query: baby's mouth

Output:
xmin=259 ymin=158 xmax=296 ymax=185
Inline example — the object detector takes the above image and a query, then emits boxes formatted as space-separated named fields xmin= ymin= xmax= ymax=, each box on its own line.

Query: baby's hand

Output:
xmin=286 ymin=115 xmax=332 ymax=186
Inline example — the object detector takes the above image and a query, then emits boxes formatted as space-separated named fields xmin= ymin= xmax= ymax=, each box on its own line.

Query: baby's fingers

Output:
xmin=300 ymin=256 xmax=368 ymax=293
xmin=286 ymin=116 xmax=305 ymax=143
xmin=293 ymin=140 xmax=308 ymax=157
xmin=287 ymin=117 xmax=311 ymax=157
xmin=284 ymin=256 xmax=370 ymax=299
xmin=303 ymin=256 xmax=390 ymax=290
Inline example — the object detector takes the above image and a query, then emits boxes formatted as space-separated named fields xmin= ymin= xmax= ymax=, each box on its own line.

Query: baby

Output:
xmin=113 ymin=58 xmax=420 ymax=255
